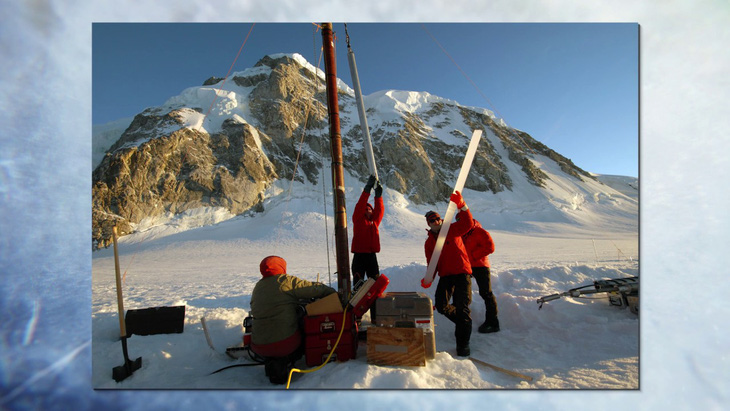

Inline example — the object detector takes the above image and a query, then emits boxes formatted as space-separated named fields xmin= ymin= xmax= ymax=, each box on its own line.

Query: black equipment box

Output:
xmin=125 ymin=305 xmax=186 ymax=336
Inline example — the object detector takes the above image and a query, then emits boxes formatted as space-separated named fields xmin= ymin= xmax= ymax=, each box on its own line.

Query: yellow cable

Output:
xmin=285 ymin=304 xmax=350 ymax=389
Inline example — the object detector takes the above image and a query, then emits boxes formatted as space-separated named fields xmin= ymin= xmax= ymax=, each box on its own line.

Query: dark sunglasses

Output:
xmin=428 ymin=217 xmax=442 ymax=224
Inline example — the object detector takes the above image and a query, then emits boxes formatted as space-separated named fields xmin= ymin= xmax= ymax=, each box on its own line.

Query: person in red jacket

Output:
xmin=424 ymin=191 xmax=474 ymax=357
xmin=462 ymin=219 xmax=500 ymax=333
xmin=351 ymin=175 xmax=384 ymax=287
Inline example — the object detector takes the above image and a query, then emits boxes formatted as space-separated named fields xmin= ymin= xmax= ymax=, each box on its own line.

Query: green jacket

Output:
xmin=250 ymin=274 xmax=336 ymax=345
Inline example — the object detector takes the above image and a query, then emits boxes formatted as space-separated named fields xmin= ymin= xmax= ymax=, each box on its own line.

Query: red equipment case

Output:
xmin=303 ymin=311 xmax=358 ymax=366
xmin=304 ymin=327 xmax=358 ymax=366
xmin=348 ymin=274 xmax=390 ymax=317
xmin=303 ymin=311 xmax=356 ymax=335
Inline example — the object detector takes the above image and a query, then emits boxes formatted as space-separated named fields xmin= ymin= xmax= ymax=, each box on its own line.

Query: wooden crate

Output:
xmin=366 ymin=327 xmax=426 ymax=367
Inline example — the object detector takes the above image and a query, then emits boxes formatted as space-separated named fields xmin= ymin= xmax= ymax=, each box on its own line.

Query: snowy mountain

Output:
xmin=92 ymin=52 xmax=637 ymax=248
xmin=90 ymin=52 xmax=639 ymax=390
xmin=593 ymin=174 xmax=638 ymax=200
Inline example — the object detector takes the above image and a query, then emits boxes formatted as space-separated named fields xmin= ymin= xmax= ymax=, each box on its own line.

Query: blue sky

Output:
xmin=93 ymin=23 xmax=637 ymax=177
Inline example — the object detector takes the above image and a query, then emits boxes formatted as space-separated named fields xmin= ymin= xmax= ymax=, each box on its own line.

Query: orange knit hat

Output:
xmin=260 ymin=256 xmax=287 ymax=277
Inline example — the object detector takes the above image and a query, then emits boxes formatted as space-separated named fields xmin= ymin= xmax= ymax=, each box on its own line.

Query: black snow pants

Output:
xmin=351 ymin=252 xmax=380 ymax=285
xmin=472 ymin=266 xmax=499 ymax=326
xmin=434 ymin=273 xmax=472 ymax=348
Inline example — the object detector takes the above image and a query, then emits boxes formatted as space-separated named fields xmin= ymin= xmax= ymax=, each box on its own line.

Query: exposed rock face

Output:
xmin=203 ymin=76 xmax=224 ymax=86
xmin=92 ymin=123 xmax=277 ymax=249
xmin=92 ymin=53 xmax=595 ymax=248
xmin=247 ymin=55 xmax=329 ymax=185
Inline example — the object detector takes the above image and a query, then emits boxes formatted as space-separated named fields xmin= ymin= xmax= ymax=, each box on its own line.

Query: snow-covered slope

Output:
xmin=91 ymin=188 xmax=638 ymax=389
xmin=594 ymin=174 xmax=639 ymax=200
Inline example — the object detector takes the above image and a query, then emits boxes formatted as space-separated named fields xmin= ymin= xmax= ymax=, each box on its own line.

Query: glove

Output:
xmin=374 ymin=180 xmax=383 ymax=197
xmin=364 ymin=175 xmax=376 ymax=193
xmin=450 ymin=190 xmax=466 ymax=209
xmin=420 ymin=278 xmax=433 ymax=289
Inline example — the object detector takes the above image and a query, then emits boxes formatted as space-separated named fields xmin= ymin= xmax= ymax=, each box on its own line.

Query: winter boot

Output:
xmin=456 ymin=344 xmax=471 ymax=357
xmin=478 ymin=318 xmax=500 ymax=334
xmin=265 ymin=358 xmax=291 ymax=385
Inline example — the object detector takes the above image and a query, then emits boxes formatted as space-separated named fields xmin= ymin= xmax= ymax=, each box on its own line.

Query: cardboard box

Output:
xmin=305 ymin=293 xmax=343 ymax=316
xmin=366 ymin=326 xmax=426 ymax=367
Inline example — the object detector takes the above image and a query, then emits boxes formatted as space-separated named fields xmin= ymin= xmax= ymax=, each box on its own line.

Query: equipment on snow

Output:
xmin=421 ymin=129 xmax=483 ymax=288
xmin=224 ymin=316 xmax=265 ymax=361
xmin=208 ymin=317 xmax=265 ymax=375
xmin=536 ymin=276 xmax=639 ymax=314
xmin=242 ymin=315 xmax=253 ymax=349
xmin=111 ymin=225 xmax=142 ymax=382
xmin=367 ymin=327 xmax=427 ymax=367
xmin=303 ymin=311 xmax=358 ymax=366
xmin=125 ymin=305 xmax=185 ymax=336
xmin=373 ymin=292 xmax=436 ymax=360
xmin=468 ymin=356 xmax=533 ymax=382
xmin=348 ymin=273 xmax=389 ymax=317
xmin=305 ymin=292 xmax=343 ymax=316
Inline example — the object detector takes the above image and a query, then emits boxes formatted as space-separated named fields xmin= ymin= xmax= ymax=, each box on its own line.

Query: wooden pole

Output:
xmin=321 ymin=23 xmax=351 ymax=299
xmin=112 ymin=225 xmax=127 ymax=337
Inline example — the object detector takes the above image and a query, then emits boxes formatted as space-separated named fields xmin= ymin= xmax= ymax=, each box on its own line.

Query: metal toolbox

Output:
xmin=373 ymin=292 xmax=435 ymax=359
xmin=374 ymin=292 xmax=434 ymax=329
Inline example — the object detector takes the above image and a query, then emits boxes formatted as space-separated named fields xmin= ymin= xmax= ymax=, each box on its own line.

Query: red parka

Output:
xmin=424 ymin=208 xmax=473 ymax=277
xmin=351 ymin=191 xmax=384 ymax=253
xmin=462 ymin=220 xmax=495 ymax=268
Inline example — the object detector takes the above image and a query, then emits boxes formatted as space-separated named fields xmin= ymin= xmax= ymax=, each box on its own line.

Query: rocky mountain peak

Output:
xmin=92 ymin=53 xmax=602 ymax=249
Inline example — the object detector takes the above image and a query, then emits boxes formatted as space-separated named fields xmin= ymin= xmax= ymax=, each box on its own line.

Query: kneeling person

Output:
xmin=250 ymin=255 xmax=336 ymax=384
